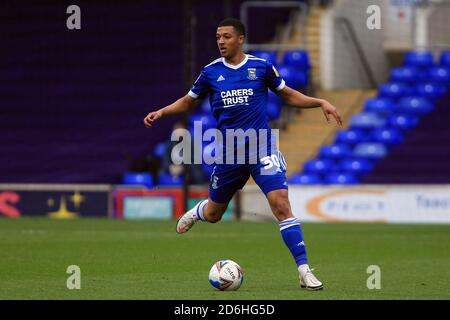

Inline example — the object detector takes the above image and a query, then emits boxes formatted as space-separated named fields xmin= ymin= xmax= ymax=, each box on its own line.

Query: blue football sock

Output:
xmin=279 ymin=217 xmax=308 ymax=267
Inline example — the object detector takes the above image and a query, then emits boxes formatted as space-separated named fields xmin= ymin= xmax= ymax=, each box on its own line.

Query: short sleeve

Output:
xmin=188 ymin=69 xmax=210 ymax=99
xmin=265 ymin=62 xmax=285 ymax=92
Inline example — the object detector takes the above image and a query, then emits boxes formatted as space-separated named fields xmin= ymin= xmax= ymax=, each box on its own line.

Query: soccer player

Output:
xmin=144 ymin=18 xmax=342 ymax=290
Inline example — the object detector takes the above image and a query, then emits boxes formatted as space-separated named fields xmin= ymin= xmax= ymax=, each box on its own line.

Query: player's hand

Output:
xmin=144 ymin=110 xmax=163 ymax=128
xmin=320 ymin=100 xmax=343 ymax=127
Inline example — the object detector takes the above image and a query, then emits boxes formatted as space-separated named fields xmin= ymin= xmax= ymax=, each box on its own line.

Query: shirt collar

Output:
xmin=222 ymin=54 xmax=249 ymax=70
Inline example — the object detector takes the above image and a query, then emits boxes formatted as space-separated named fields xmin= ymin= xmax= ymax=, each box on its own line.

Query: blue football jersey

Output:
xmin=188 ymin=54 xmax=285 ymax=133
xmin=188 ymin=55 xmax=289 ymax=200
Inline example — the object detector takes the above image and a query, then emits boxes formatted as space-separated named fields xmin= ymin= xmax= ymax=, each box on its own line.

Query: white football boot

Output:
xmin=298 ymin=264 xmax=323 ymax=290
xmin=176 ymin=202 xmax=202 ymax=234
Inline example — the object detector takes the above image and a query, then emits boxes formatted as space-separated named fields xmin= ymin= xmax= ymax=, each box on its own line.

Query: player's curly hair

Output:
xmin=218 ymin=18 xmax=246 ymax=37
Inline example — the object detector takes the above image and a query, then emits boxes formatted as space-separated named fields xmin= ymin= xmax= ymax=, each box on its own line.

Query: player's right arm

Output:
xmin=143 ymin=95 xmax=197 ymax=128
xmin=144 ymin=68 xmax=209 ymax=128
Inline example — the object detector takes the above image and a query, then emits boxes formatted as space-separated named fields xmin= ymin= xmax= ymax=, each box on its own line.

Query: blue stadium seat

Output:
xmin=189 ymin=112 xmax=217 ymax=131
xmin=388 ymin=114 xmax=419 ymax=131
xmin=318 ymin=144 xmax=352 ymax=160
xmin=335 ymin=129 xmax=368 ymax=146
xmin=404 ymin=51 xmax=434 ymax=68
xmin=340 ymin=158 xmax=374 ymax=175
xmin=267 ymin=101 xmax=281 ymax=120
xmin=428 ymin=67 xmax=450 ymax=84
xmin=370 ymin=128 xmax=404 ymax=146
xmin=303 ymin=159 xmax=335 ymax=174
xmin=277 ymin=65 xmax=308 ymax=89
xmin=414 ymin=82 xmax=447 ymax=101
xmin=153 ymin=142 xmax=167 ymax=159
xmin=349 ymin=112 xmax=387 ymax=130
xmin=324 ymin=173 xmax=359 ymax=185
xmin=364 ymin=97 xmax=395 ymax=115
xmin=282 ymin=51 xmax=311 ymax=70
xmin=353 ymin=143 xmax=387 ymax=160
xmin=390 ymin=66 xmax=421 ymax=83
xmin=395 ymin=96 xmax=434 ymax=116
xmin=378 ymin=82 xmax=411 ymax=99
xmin=158 ymin=172 xmax=184 ymax=186
xmin=288 ymin=172 xmax=322 ymax=185
xmin=439 ymin=51 xmax=450 ymax=67
xmin=122 ymin=172 xmax=153 ymax=188
xmin=250 ymin=50 xmax=277 ymax=65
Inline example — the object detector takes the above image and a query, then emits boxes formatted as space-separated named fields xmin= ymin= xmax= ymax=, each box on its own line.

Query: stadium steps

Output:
xmin=290 ymin=7 xmax=324 ymax=87
xmin=279 ymin=89 xmax=376 ymax=177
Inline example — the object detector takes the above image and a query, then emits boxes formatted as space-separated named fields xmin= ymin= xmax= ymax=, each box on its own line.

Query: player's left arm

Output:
xmin=277 ymin=86 xmax=343 ymax=126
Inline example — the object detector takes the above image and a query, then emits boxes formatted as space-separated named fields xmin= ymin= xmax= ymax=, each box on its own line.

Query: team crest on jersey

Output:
xmin=247 ymin=68 xmax=257 ymax=80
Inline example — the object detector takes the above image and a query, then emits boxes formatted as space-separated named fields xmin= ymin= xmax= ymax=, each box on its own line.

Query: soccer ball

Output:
xmin=208 ymin=259 xmax=244 ymax=291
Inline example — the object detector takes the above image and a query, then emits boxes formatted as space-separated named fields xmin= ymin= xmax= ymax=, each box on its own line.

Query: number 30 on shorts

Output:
xmin=260 ymin=152 xmax=287 ymax=174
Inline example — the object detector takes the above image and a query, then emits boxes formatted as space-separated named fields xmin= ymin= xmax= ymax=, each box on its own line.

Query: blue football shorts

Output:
xmin=208 ymin=150 xmax=288 ymax=204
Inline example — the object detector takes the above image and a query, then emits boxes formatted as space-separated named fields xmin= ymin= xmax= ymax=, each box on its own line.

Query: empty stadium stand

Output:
xmin=0 ymin=1 xmax=295 ymax=184
xmin=1 ymin=1 xmax=186 ymax=183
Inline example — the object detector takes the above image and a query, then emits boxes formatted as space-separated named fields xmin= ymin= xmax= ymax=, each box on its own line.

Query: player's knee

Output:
xmin=271 ymin=199 xmax=292 ymax=221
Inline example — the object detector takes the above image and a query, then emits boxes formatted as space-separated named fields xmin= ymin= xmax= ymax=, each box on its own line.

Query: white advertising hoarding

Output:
xmin=241 ymin=185 xmax=450 ymax=224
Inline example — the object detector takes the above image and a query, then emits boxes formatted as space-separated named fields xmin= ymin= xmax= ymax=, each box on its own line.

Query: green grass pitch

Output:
xmin=0 ymin=218 xmax=449 ymax=300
